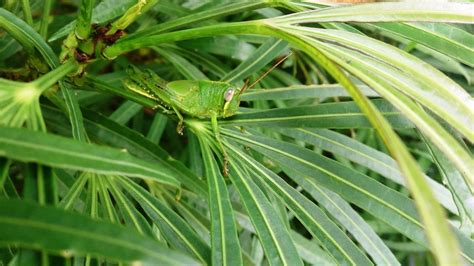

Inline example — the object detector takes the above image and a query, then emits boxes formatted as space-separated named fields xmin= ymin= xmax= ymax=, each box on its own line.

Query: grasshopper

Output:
xmin=123 ymin=54 xmax=290 ymax=174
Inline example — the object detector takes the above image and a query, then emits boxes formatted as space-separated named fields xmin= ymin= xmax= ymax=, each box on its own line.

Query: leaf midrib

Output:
xmin=0 ymin=136 xmax=175 ymax=181
xmin=0 ymin=216 xmax=172 ymax=263
xmin=224 ymin=130 xmax=422 ymax=227
xmin=229 ymin=145 xmax=358 ymax=265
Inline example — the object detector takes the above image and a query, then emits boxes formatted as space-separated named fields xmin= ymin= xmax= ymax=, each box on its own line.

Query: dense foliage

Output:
xmin=0 ymin=1 xmax=473 ymax=265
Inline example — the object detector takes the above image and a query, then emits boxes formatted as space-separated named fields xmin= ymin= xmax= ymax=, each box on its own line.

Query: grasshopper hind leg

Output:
xmin=211 ymin=115 xmax=229 ymax=176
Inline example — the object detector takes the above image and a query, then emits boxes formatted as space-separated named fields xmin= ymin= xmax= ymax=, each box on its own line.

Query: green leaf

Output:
xmin=290 ymin=231 xmax=337 ymax=265
xmin=366 ymin=22 xmax=474 ymax=67
xmin=227 ymin=157 xmax=304 ymax=266
xmin=107 ymin=0 xmax=158 ymax=35
xmin=85 ymin=76 xmax=158 ymax=108
xmin=103 ymin=22 xmax=262 ymax=59
xmin=49 ymin=0 xmax=136 ymax=41
xmin=222 ymin=129 xmax=474 ymax=263
xmin=283 ymin=167 xmax=399 ymax=266
xmin=293 ymin=31 xmax=474 ymax=190
xmin=39 ymin=0 xmax=53 ymax=38
xmin=59 ymin=81 xmax=87 ymax=142
xmin=168 ymin=193 xmax=211 ymax=245
xmin=0 ymin=158 xmax=11 ymax=193
xmin=171 ymin=46 xmax=229 ymax=78
xmin=0 ymin=8 xmax=57 ymax=68
xmin=146 ymin=113 xmax=168 ymax=143
xmin=225 ymin=130 xmax=421 ymax=239
xmin=126 ymin=1 xmax=269 ymax=40
xmin=240 ymin=84 xmax=377 ymax=101
xmin=0 ymin=127 xmax=179 ymax=186
xmin=20 ymin=0 xmax=33 ymax=26
xmin=284 ymin=27 xmax=474 ymax=143
xmin=0 ymin=35 xmax=21 ymax=61
xmin=2 ymin=3 xmax=472 ymax=264
xmin=221 ymin=100 xmax=412 ymax=129
xmin=279 ymin=128 xmax=458 ymax=215
xmin=0 ymin=199 xmax=199 ymax=265
xmin=154 ymin=46 xmax=208 ymax=80
xmin=420 ymin=133 xmax=474 ymax=235
xmin=228 ymin=144 xmax=374 ymax=265
xmin=199 ymin=138 xmax=242 ymax=266
xmin=272 ymin=3 xmax=474 ymax=24
xmin=75 ymin=0 xmax=95 ymax=39
xmin=178 ymin=36 xmax=256 ymax=63
xmin=118 ymin=177 xmax=211 ymax=263
xmin=0 ymin=8 xmax=87 ymax=142
xmin=222 ymin=38 xmax=288 ymax=83
xmin=267 ymin=26 xmax=465 ymax=265
xmin=109 ymin=100 xmax=143 ymax=125
xmin=102 ymin=176 xmax=154 ymax=235
xmin=42 ymin=105 xmax=207 ymax=197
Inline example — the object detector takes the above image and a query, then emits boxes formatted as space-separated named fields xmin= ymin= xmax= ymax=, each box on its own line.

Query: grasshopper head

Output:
xmin=222 ymin=86 xmax=241 ymax=117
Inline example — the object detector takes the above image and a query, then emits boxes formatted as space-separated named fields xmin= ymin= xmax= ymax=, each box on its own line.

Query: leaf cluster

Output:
xmin=0 ymin=1 xmax=473 ymax=265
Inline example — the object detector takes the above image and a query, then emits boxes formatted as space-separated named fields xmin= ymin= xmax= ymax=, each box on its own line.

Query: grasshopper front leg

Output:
xmin=172 ymin=106 xmax=185 ymax=135
xmin=211 ymin=115 xmax=229 ymax=176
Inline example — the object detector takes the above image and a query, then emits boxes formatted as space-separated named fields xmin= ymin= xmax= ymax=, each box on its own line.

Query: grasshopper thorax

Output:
xmin=167 ymin=80 xmax=241 ymax=119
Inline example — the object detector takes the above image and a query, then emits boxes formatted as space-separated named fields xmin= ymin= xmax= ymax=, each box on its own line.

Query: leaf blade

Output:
xmin=0 ymin=199 xmax=199 ymax=265
xmin=199 ymin=139 xmax=242 ymax=266
xmin=0 ymin=127 xmax=179 ymax=186
xmin=228 ymin=144 xmax=375 ymax=265
xmin=227 ymin=157 xmax=303 ymax=266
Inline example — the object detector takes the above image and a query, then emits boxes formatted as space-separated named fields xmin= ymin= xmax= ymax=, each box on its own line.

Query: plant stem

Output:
xmin=107 ymin=0 xmax=158 ymax=35
xmin=37 ymin=165 xmax=46 ymax=204
xmin=0 ymin=158 xmax=12 ymax=191
xmin=39 ymin=0 xmax=53 ymax=39
xmin=103 ymin=21 xmax=264 ymax=59
xmin=75 ymin=0 xmax=95 ymax=40
xmin=20 ymin=0 xmax=33 ymax=26
xmin=33 ymin=60 xmax=78 ymax=92
xmin=125 ymin=0 xmax=270 ymax=40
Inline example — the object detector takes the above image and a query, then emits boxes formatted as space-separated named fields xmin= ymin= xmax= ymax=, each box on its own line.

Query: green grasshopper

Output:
xmin=123 ymin=54 xmax=290 ymax=174
xmin=124 ymin=66 xmax=243 ymax=134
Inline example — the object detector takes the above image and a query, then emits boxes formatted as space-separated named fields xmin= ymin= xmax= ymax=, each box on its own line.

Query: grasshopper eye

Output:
xmin=224 ymin=89 xmax=235 ymax=102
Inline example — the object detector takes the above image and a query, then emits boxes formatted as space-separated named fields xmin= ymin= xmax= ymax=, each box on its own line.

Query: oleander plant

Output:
xmin=0 ymin=0 xmax=473 ymax=265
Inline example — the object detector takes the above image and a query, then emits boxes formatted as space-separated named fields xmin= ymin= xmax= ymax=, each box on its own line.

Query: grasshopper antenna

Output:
xmin=242 ymin=52 xmax=292 ymax=93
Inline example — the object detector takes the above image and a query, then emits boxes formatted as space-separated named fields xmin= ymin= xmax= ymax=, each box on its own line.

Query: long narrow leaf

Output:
xmin=228 ymin=144 xmax=375 ymax=265
xmin=295 ymin=34 xmax=474 ymax=190
xmin=126 ymin=1 xmax=270 ymax=40
xmin=0 ymin=199 xmax=199 ymax=265
xmin=283 ymin=167 xmax=399 ymax=265
xmin=0 ymin=8 xmax=86 ymax=141
xmin=272 ymin=3 xmax=474 ymax=24
xmin=199 ymin=139 xmax=242 ymax=266
xmin=0 ymin=127 xmax=179 ymax=186
xmin=221 ymin=100 xmax=412 ymax=129
xmin=265 ymin=26 xmax=465 ymax=265
xmin=227 ymin=158 xmax=303 ymax=265
xmin=279 ymin=128 xmax=457 ymax=214
xmin=49 ymin=0 xmax=136 ymax=41
xmin=222 ymin=38 xmax=288 ymax=83
xmin=366 ymin=22 xmax=474 ymax=67
xmin=42 ymin=105 xmax=207 ymax=197
xmin=0 ymin=8 xmax=57 ymax=67
xmin=118 ymin=177 xmax=211 ymax=263
xmin=283 ymin=26 xmax=474 ymax=143
xmin=222 ymin=129 xmax=473 ymax=263
xmin=241 ymin=84 xmax=377 ymax=101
